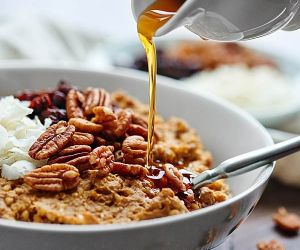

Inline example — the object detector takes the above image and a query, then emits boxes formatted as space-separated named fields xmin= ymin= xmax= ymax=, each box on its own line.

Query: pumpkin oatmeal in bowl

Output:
xmin=0 ymin=67 xmax=273 ymax=250
xmin=0 ymin=81 xmax=228 ymax=225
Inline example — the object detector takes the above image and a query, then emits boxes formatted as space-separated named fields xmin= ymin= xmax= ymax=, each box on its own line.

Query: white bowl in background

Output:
xmin=111 ymin=40 xmax=300 ymax=128
xmin=0 ymin=66 xmax=273 ymax=250
xmin=268 ymin=128 xmax=300 ymax=188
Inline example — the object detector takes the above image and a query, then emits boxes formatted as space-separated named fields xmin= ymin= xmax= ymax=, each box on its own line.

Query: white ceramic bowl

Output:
xmin=0 ymin=67 xmax=273 ymax=250
xmin=268 ymin=129 xmax=300 ymax=187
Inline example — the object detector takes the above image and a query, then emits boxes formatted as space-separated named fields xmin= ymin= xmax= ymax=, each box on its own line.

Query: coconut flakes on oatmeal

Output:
xmin=0 ymin=96 xmax=50 ymax=180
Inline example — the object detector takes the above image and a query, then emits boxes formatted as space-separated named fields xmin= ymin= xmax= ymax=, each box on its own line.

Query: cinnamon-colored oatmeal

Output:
xmin=0 ymin=84 xmax=229 ymax=224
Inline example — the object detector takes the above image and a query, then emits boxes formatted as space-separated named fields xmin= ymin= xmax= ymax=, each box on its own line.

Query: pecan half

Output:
xmin=162 ymin=164 xmax=186 ymax=193
xmin=111 ymin=162 xmax=148 ymax=177
xmin=130 ymin=115 xmax=160 ymax=141
xmin=66 ymin=89 xmax=85 ymax=119
xmin=84 ymin=88 xmax=111 ymax=115
xmin=70 ymin=132 xmax=94 ymax=145
xmin=127 ymin=124 xmax=148 ymax=139
xmin=94 ymin=136 xmax=121 ymax=151
xmin=114 ymin=109 xmax=132 ymax=137
xmin=122 ymin=135 xmax=147 ymax=165
xmin=24 ymin=164 xmax=80 ymax=192
xmin=48 ymin=145 xmax=92 ymax=171
xmin=69 ymin=118 xmax=103 ymax=134
xmin=273 ymin=207 xmax=300 ymax=233
xmin=92 ymin=106 xmax=117 ymax=129
xmin=29 ymin=121 xmax=75 ymax=160
xmin=132 ymin=114 xmax=148 ymax=128
xmin=92 ymin=107 xmax=134 ymax=137
xmin=89 ymin=146 xmax=115 ymax=176
xmin=94 ymin=136 xmax=108 ymax=146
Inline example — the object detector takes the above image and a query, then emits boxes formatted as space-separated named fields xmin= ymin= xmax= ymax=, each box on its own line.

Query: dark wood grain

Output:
xmin=215 ymin=179 xmax=300 ymax=250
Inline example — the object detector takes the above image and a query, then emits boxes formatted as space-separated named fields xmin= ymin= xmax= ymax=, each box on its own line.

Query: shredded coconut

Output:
xmin=0 ymin=96 xmax=50 ymax=180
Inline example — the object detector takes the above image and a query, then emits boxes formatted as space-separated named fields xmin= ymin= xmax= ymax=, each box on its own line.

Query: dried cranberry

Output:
xmin=40 ymin=108 xmax=67 ymax=124
xmin=16 ymin=81 xmax=73 ymax=124
xmin=145 ymin=166 xmax=168 ymax=189
xmin=52 ymin=91 xmax=66 ymax=108
xmin=157 ymin=54 xmax=202 ymax=79
xmin=57 ymin=81 xmax=72 ymax=95
xmin=15 ymin=90 xmax=38 ymax=101
xmin=29 ymin=94 xmax=52 ymax=114
xmin=132 ymin=49 xmax=202 ymax=79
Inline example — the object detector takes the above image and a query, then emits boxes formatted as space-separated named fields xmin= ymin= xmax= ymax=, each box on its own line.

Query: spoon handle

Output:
xmin=192 ymin=136 xmax=300 ymax=189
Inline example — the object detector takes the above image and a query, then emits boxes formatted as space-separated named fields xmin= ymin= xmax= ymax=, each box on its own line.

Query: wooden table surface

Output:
xmin=216 ymin=179 xmax=300 ymax=250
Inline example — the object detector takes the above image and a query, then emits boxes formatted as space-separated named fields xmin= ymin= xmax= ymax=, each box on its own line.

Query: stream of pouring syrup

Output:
xmin=137 ymin=0 xmax=185 ymax=166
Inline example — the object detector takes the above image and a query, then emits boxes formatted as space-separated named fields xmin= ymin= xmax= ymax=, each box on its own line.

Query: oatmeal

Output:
xmin=0 ymin=83 xmax=229 ymax=224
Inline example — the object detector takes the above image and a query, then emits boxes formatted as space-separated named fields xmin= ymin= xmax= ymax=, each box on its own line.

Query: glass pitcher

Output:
xmin=132 ymin=0 xmax=300 ymax=41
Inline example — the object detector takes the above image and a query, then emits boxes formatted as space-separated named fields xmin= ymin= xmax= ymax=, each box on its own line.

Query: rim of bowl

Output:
xmin=0 ymin=65 xmax=274 ymax=232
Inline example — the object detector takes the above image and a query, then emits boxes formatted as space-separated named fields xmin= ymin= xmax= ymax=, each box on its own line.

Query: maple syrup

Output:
xmin=137 ymin=0 xmax=185 ymax=167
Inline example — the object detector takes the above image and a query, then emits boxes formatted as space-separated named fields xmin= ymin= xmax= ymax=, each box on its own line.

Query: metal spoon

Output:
xmin=192 ymin=136 xmax=300 ymax=189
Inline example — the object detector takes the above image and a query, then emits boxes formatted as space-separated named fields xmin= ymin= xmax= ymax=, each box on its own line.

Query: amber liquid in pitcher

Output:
xmin=137 ymin=0 xmax=185 ymax=166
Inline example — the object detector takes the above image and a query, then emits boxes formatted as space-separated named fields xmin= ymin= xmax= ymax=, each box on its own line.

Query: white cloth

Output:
xmin=0 ymin=14 xmax=112 ymax=68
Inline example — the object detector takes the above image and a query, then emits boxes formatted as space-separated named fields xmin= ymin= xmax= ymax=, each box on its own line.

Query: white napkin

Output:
xmin=0 ymin=14 xmax=112 ymax=68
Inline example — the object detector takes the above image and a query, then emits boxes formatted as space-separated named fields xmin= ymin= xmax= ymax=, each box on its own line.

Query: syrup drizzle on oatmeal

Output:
xmin=137 ymin=0 xmax=185 ymax=167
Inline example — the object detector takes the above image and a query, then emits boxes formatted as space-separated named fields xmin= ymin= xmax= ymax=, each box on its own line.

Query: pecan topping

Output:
xmin=94 ymin=136 xmax=108 ymax=146
xmin=162 ymin=164 xmax=186 ymax=193
xmin=92 ymin=106 xmax=117 ymax=129
xmin=111 ymin=162 xmax=149 ymax=177
xmin=114 ymin=109 xmax=132 ymax=137
xmin=57 ymin=145 xmax=91 ymax=156
xmin=29 ymin=121 xmax=75 ymax=160
xmin=24 ymin=164 xmax=80 ymax=192
xmin=92 ymin=107 xmax=133 ymax=137
xmin=122 ymin=135 xmax=147 ymax=165
xmin=69 ymin=118 xmax=103 ymax=134
xmin=130 ymin=114 xmax=160 ymax=140
xmin=89 ymin=146 xmax=115 ymax=176
xmin=127 ymin=124 xmax=148 ymax=139
xmin=132 ymin=114 xmax=148 ymax=128
xmin=48 ymin=145 xmax=92 ymax=171
xmin=93 ymin=137 xmax=121 ymax=151
xmin=84 ymin=88 xmax=111 ymax=115
xmin=66 ymin=89 xmax=85 ymax=119
xmin=257 ymin=240 xmax=284 ymax=250
xmin=273 ymin=207 xmax=300 ymax=233
xmin=70 ymin=132 xmax=94 ymax=145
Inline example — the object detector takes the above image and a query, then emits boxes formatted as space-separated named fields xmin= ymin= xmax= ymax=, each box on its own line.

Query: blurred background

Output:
xmin=0 ymin=0 xmax=299 ymax=248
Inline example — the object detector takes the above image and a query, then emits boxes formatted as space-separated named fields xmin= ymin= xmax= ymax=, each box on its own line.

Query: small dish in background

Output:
xmin=184 ymin=65 xmax=300 ymax=127
xmin=112 ymin=40 xmax=300 ymax=128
